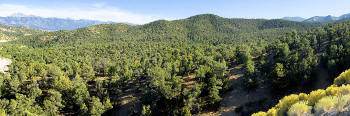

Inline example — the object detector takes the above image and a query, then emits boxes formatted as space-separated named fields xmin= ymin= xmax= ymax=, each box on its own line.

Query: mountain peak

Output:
xmin=0 ymin=13 xmax=116 ymax=31
xmin=281 ymin=17 xmax=306 ymax=22
xmin=9 ymin=13 xmax=36 ymax=17
xmin=187 ymin=14 xmax=223 ymax=20
xmin=303 ymin=15 xmax=339 ymax=23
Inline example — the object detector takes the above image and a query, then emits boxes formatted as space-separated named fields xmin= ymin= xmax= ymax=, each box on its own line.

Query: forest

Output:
xmin=0 ymin=14 xmax=350 ymax=116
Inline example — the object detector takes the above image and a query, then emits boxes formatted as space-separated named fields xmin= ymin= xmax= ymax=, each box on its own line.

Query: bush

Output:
xmin=254 ymin=69 xmax=350 ymax=115
xmin=339 ymin=85 xmax=350 ymax=95
xmin=266 ymin=108 xmax=278 ymax=116
xmin=314 ymin=96 xmax=337 ymax=114
xmin=308 ymin=89 xmax=326 ymax=105
xmin=334 ymin=95 xmax=350 ymax=112
xmin=298 ymin=93 xmax=309 ymax=101
xmin=287 ymin=101 xmax=312 ymax=116
xmin=334 ymin=69 xmax=350 ymax=86
xmin=274 ymin=94 xmax=300 ymax=115
xmin=252 ymin=112 xmax=267 ymax=116
xmin=326 ymin=86 xmax=340 ymax=96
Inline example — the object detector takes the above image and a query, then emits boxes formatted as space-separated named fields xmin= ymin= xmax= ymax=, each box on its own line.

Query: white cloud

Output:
xmin=0 ymin=3 xmax=166 ymax=24
xmin=92 ymin=3 xmax=107 ymax=8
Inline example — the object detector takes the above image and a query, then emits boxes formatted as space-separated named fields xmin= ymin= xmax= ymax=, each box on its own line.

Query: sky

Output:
xmin=0 ymin=0 xmax=350 ymax=24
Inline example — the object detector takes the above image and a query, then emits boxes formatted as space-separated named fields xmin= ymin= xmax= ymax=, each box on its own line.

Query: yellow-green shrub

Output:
xmin=308 ymin=89 xmax=326 ymax=105
xmin=298 ymin=93 xmax=309 ymax=101
xmin=334 ymin=69 xmax=350 ymax=86
xmin=266 ymin=108 xmax=277 ymax=116
xmin=252 ymin=112 xmax=267 ymax=116
xmin=252 ymin=69 xmax=350 ymax=116
xmin=326 ymin=86 xmax=340 ymax=96
xmin=335 ymin=95 xmax=350 ymax=112
xmin=314 ymin=96 xmax=337 ymax=114
xmin=274 ymin=94 xmax=300 ymax=115
xmin=287 ymin=101 xmax=312 ymax=116
xmin=339 ymin=85 xmax=350 ymax=95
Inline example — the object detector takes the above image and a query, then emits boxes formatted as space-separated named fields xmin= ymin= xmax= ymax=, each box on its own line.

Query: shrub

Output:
xmin=326 ymin=86 xmax=340 ymax=96
xmin=308 ymin=89 xmax=326 ymax=105
xmin=274 ymin=94 xmax=299 ymax=115
xmin=287 ymin=101 xmax=312 ymax=116
xmin=339 ymin=85 xmax=350 ymax=95
xmin=314 ymin=96 xmax=337 ymax=114
xmin=266 ymin=108 xmax=278 ymax=116
xmin=334 ymin=95 xmax=350 ymax=112
xmin=334 ymin=69 xmax=350 ymax=86
xmin=298 ymin=93 xmax=309 ymax=101
xmin=252 ymin=112 xmax=267 ymax=116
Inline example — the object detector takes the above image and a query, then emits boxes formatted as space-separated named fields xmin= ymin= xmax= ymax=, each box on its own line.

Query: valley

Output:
xmin=0 ymin=2 xmax=350 ymax=115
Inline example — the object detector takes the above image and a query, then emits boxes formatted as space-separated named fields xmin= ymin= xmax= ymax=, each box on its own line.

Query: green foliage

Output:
xmin=0 ymin=14 xmax=331 ymax=115
xmin=255 ymin=72 xmax=350 ymax=116
xmin=8 ymin=93 xmax=43 ymax=115
xmin=89 ymin=96 xmax=106 ymax=116
xmin=72 ymin=75 xmax=91 ymax=114
xmin=274 ymin=94 xmax=300 ymax=115
xmin=273 ymin=63 xmax=285 ymax=78
xmin=0 ymin=24 xmax=43 ymax=40
xmin=141 ymin=105 xmax=152 ymax=116
xmin=43 ymin=90 xmax=64 ymax=116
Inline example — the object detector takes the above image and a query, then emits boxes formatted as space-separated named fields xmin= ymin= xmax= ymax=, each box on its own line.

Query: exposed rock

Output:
xmin=0 ymin=58 xmax=11 ymax=73
xmin=320 ymin=102 xmax=350 ymax=116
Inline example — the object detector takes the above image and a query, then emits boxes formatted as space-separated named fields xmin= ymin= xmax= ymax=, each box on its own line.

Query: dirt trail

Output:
xmin=219 ymin=64 xmax=271 ymax=116
xmin=198 ymin=64 xmax=272 ymax=116
xmin=117 ymin=86 xmax=142 ymax=116
xmin=198 ymin=64 xmax=334 ymax=116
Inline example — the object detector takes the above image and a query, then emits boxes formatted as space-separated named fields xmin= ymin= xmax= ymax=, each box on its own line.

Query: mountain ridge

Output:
xmin=14 ymin=14 xmax=316 ymax=47
xmin=0 ymin=13 xmax=119 ymax=31
xmin=281 ymin=17 xmax=306 ymax=22
xmin=280 ymin=13 xmax=350 ymax=23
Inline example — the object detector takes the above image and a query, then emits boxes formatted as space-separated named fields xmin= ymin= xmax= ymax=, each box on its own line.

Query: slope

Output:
xmin=0 ymin=14 xmax=320 ymax=116
xmin=0 ymin=24 xmax=43 ymax=41
xmin=253 ymin=69 xmax=350 ymax=116
xmin=14 ymin=14 xmax=316 ymax=47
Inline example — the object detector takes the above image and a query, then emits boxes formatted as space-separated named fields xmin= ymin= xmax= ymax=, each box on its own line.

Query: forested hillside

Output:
xmin=0 ymin=24 xmax=43 ymax=40
xmin=0 ymin=14 xmax=336 ymax=116
xmin=253 ymin=69 xmax=350 ymax=116
xmin=249 ymin=19 xmax=350 ymax=116
xmin=14 ymin=14 xmax=316 ymax=46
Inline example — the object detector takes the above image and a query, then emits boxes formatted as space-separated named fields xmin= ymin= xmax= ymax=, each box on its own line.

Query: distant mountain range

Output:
xmin=0 ymin=13 xmax=118 ymax=31
xmin=303 ymin=15 xmax=340 ymax=23
xmin=281 ymin=17 xmax=306 ymax=22
xmin=281 ymin=13 xmax=350 ymax=23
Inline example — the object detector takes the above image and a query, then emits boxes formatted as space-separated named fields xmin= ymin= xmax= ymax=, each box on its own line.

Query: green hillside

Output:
xmin=253 ymin=69 xmax=350 ymax=116
xmin=248 ymin=20 xmax=350 ymax=115
xmin=0 ymin=24 xmax=43 ymax=40
xmin=0 ymin=14 xmax=326 ymax=116
xmin=14 ymin=14 xmax=316 ymax=47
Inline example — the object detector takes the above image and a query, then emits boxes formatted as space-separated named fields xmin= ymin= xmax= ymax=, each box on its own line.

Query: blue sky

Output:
xmin=0 ymin=0 xmax=350 ymax=24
